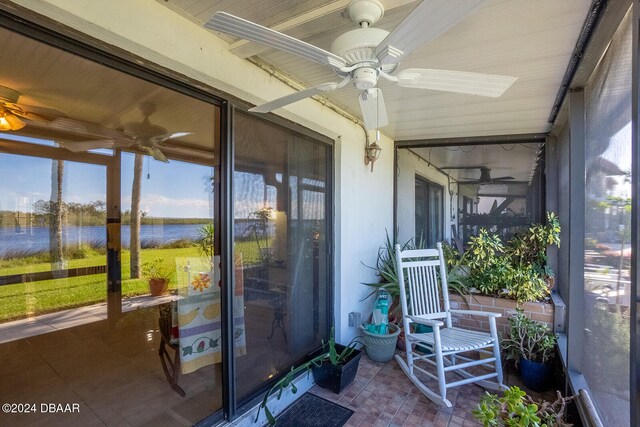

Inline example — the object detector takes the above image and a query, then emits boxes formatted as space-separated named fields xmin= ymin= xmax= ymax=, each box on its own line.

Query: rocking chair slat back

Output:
xmin=400 ymin=249 xmax=446 ymax=316
xmin=407 ymin=263 xmax=441 ymax=316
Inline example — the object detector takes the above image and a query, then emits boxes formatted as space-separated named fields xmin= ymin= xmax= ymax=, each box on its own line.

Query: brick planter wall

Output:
xmin=448 ymin=294 xmax=554 ymax=336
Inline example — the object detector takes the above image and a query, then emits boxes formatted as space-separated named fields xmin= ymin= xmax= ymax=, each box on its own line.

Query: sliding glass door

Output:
xmin=233 ymin=112 xmax=332 ymax=403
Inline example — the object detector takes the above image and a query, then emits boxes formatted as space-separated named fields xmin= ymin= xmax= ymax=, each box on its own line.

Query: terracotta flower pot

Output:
xmin=149 ymin=278 xmax=168 ymax=296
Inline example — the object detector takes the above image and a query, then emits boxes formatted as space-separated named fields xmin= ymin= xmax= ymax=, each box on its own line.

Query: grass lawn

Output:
xmin=0 ymin=240 xmax=263 ymax=323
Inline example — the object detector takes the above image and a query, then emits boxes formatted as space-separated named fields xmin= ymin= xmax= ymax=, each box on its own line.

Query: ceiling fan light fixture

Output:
xmin=0 ymin=111 xmax=26 ymax=131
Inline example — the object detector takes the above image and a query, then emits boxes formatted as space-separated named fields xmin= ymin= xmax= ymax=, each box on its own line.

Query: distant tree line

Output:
xmin=0 ymin=201 xmax=210 ymax=228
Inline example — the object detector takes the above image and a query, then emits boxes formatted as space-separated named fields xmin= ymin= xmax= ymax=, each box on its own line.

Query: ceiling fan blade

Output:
xmin=48 ymin=118 xmax=128 ymax=140
xmin=6 ymin=103 xmax=65 ymax=122
xmin=150 ymin=147 xmax=169 ymax=163
xmin=376 ymin=0 xmax=486 ymax=65
xmin=491 ymin=176 xmax=515 ymax=180
xmin=205 ymin=12 xmax=347 ymax=69
xmin=250 ymin=81 xmax=342 ymax=114
xmin=396 ymin=68 xmax=517 ymax=97
xmin=151 ymin=131 xmax=193 ymax=144
xmin=164 ymin=131 xmax=192 ymax=140
xmin=60 ymin=139 xmax=115 ymax=152
xmin=358 ymin=88 xmax=388 ymax=130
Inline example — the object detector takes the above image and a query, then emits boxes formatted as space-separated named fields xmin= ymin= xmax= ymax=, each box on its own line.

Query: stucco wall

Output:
xmin=11 ymin=0 xmax=394 ymax=342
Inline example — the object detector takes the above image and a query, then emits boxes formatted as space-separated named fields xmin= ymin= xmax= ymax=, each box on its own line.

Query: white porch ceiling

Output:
xmin=160 ymin=0 xmax=592 ymax=140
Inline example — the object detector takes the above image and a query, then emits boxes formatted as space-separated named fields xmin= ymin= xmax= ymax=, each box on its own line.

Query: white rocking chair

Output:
xmin=394 ymin=242 xmax=506 ymax=407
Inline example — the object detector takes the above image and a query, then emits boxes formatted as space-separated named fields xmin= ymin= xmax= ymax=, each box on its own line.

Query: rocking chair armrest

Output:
xmin=449 ymin=309 xmax=502 ymax=318
xmin=408 ymin=316 xmax=444 ymax=328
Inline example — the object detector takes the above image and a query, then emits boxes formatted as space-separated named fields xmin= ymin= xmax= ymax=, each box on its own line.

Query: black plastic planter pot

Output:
xmin=308 ymin=344 xmax=362 ymax=394
xmin=519 ymin=358 xmax=552 ymax=392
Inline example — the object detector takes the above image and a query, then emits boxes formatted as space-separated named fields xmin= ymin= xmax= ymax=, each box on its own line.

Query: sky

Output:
xmin=0 ymin=136 xmax=327 ymax=220
xmin=0 ymin=145 xmax=216 ymax=218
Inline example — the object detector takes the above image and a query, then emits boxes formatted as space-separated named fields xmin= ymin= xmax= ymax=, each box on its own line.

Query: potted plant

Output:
xmin=362 ymin=232 xmax=430 ymax=351
xmin=256 ymin=328 xmax=362 ymax=426
xmin=501 ymin=311 xmax=557 ymax=391
xmin=473 ymin=385 xmax=573 ymax=426
xmin=142 ymin=258 xmax=173 ymax=296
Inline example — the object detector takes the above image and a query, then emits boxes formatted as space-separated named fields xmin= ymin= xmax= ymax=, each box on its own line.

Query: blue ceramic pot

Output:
xmin=519 ymin=358 xmax=552 ymax=392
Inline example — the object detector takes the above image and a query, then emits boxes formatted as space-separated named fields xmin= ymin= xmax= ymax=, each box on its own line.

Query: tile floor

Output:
xmin=0 ymin=294 xmax=176 ymax=344
xmin=0 ymin=294 xmax=557 ymax=427
xmin=0 ymin=305 xmax=221 ymax=427
xmin=309 ymin=352 xmax=556 ymax=427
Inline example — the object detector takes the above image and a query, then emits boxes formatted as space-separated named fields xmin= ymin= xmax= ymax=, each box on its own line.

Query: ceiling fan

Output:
xmin=0 ymin=85 xmax=63 ymax=131
xmin=441 ymin=166 xmax=515 ymax=184
xmin=204 ymin=0 xmax=517 ymax=129
xmin=56 ymin=103 xmax=192 ymax=162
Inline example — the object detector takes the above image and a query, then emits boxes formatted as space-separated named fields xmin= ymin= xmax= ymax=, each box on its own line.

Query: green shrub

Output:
xmin=443 ymin=212 xmax=561 ymax=303
xmin=473 ymin=386 xmax=573 ymax=427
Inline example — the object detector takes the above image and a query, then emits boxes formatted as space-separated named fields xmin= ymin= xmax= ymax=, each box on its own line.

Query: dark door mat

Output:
xmin=272 ymin=393 xmax=354 ymax=427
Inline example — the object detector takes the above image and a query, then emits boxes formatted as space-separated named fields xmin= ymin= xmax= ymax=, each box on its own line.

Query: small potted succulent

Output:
xmin=501 ymin=310 xmax=557 ymax=391
xmin=142 ymin=258 xmax=173 ymax=296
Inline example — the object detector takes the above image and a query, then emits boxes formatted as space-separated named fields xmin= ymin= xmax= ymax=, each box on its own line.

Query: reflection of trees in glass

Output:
xmin=584 ymin=307 xmax=630 ymax=399
xmin=33 ymin=200 xmax=106 ymax=226
xmin=50 ymin=160 xmax=64 ymax=271
xmin=130 ymin=153 xmax=143 ymax=279
xmin=595 ymin=193 xmax=631 ymax=308
xmin=251 ymin=206 xmax=274 ymax=265
xmin=196 ymin=223 xmax=215 ymax=269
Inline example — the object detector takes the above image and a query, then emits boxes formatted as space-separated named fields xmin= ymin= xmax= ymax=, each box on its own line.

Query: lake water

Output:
xmin=0 ymin=224 xmax=204 ymax=257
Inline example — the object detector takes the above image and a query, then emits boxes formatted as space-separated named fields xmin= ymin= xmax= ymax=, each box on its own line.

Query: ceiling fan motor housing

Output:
xmin=331 ymin=27 xmax=389 ymax=65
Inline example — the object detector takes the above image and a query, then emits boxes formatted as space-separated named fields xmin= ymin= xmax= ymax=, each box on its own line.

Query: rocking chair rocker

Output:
xmin=394 ymin=243 xmax=506 ymax=407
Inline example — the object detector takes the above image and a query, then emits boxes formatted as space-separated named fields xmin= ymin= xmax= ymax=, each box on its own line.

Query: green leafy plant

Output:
xmin=504 ymin=264 xmax=548 ymax=303
xmin=501 ymin=310 xmax=557 ymax=365
xmin=443 ymin=212 xmax=561 ymax=303
xmin=472 ymin=386 xmax=573 ymax=427
xmin=196 ymin=223 xmax=215 ymax=263
xmin=446 ymin=229 xmax=511 ymax=296
xmin=256 ymin=328 xmax=361 ymax=425
xmin=508 ymin=212 xmax=561 ymax=280
xmin=141 ymin=258 xmax=174 ymax=283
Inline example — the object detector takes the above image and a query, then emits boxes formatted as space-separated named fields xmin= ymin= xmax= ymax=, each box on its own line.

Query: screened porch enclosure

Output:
xmin=0 ymin=0 xmax=638 ymax=426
